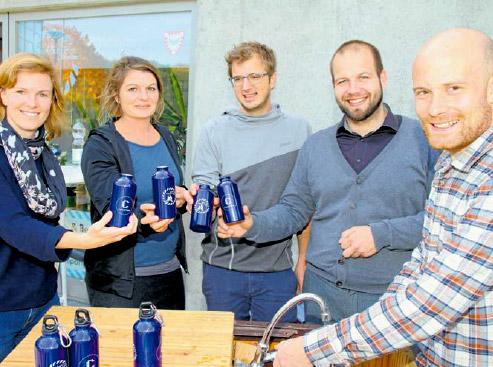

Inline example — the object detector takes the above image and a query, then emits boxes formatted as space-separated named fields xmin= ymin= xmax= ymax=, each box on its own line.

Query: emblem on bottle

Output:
xmin=217 ymin=176 xmax=244 ymax=223
xmin=109 ymin=174 xmax=136 ymax=227
xmin=152 ymin=166 xmax=176 ymax=219
xmin=190 ymin=184 xmax=214 ymax=233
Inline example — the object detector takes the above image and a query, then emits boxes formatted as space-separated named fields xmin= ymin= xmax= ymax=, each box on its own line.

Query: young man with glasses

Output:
xmin=191 ymin=41 xmax=311 ymax=322
xmin=217 ymin=40 xmax=439 ymax=323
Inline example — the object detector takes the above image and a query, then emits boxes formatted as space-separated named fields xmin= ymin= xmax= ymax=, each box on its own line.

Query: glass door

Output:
xmin=0 ymin=13 xmax=8 ymax=61
xmin=9 ymin=2 xmax=194 ymax=165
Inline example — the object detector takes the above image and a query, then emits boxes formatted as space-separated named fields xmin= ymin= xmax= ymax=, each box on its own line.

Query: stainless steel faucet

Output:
xmin=249 ymin=292 xmax=331 ymax=367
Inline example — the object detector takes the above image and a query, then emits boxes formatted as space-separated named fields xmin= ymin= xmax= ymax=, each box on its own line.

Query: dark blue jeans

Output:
xmin=303 ymin=267 xmax=381 ymax=323
xmin=202 ymin=263 xmax=297 ymax=322
xmin=0 ymin=294 xmax=59 ymax=362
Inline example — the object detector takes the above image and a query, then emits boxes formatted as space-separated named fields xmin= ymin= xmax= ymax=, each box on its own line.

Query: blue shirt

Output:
xmin=128 ymin=139 xmax=180 ymax=267
xmin=336 ymin=104 xmax=400 ymax=174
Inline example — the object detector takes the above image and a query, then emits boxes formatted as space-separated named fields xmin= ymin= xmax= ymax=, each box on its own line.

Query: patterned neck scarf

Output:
xmin=0 ymin=119 xmax=66 ymax=218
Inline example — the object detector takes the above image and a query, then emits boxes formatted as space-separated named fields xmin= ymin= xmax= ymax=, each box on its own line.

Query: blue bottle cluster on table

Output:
xmin=34 ymin=303 xmax=164 ymax=367
xmin=35 ymin=309 xmax=100 ymax=367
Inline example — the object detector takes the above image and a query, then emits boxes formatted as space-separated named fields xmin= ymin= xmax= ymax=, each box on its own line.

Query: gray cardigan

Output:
xmin=247 ymin=116 xmax=439 ymax=294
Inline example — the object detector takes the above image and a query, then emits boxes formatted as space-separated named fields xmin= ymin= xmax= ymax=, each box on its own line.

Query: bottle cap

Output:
xmin=139 ymin=301 xmax=157 ymax=319
xmin=219 ymin=176 xmax=231 ymax=182
xmin=156 ymin=166 xmax=169 ymax=171
xmin=42 ymin=315 xmax=59 ymax=334
xmin=74 ymin=308 xmax=91 ymax=326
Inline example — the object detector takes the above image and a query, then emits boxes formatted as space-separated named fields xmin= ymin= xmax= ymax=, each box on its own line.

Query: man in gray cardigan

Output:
xmin=218 ymin=40 xmax=439 ymax=322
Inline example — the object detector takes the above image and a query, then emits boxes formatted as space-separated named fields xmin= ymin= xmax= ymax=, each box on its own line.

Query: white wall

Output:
xmin=185 ymin=0 xmax=493 ymax=310
xmin=188 ymin=0 xmax=493 ymax=164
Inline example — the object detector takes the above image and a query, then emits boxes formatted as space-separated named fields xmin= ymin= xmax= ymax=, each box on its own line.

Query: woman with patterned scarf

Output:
xmin=0 ymin=53 xmax=138 ymax=362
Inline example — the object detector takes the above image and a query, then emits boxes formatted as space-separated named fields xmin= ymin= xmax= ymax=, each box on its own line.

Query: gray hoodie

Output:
xmin=192 ymin=104 xmax=311 ymax=272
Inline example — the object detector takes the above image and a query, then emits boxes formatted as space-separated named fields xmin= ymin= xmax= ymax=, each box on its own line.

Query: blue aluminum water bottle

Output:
xmin=109 ymin=173 xmax=136 ymax=227
xmin=189 ymin=184 xmax=214 ymax=233
xmin=69 ymin=308 xmax=99 ymax=367
xmin=152 ymin=166 xmax=176 ymax=219
xmin=35 ymin=315 xmax=69 ymax=367
xmin=217 ymin=176 xmax=244 ymax=223
xmin=133 ymin=302 xmax=162 ymax=367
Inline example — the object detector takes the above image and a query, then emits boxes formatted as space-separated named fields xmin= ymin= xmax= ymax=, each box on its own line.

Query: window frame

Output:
xmin=0 ymin=13 xmax=8 ymax=61
xmin=7 ymin=2 xmax=196 ymax=57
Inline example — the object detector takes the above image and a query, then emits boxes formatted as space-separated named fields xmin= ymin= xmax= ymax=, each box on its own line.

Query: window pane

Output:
xmin=16 ymin=11 xmax=191 ymax=164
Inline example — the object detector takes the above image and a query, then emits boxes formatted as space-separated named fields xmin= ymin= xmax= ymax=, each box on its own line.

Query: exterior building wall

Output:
xmin=2 ymin=0 xmax=493 ymax=311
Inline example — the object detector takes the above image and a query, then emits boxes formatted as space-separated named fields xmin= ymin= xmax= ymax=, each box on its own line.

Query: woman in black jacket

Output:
xmin=81 ymin=56 xmax=189 ymax=309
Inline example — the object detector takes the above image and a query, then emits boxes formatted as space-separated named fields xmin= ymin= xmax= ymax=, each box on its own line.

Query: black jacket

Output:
xmin=81 ymin=121 xmax=187 ymax=298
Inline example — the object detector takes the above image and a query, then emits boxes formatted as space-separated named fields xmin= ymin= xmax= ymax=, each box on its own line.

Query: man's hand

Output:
xmin=216 ymin=205 xmax=253 ymax=238
xmin=295 ymin=256 xmax=307 ymax=293
xmin=273 ymin=336 xmax=312 ymax=367
xmin=140 ymin=203 xmax=174 ymax=233
xmin=339 ymin=225 xmax=376 ymax=258
xmin=187 ymin=183 xmax=220 ymax=215
xmin=176 ymin=186 xmax=194 ymax=208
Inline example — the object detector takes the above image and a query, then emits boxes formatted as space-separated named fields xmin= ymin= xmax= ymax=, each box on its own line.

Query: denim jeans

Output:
xmin=0 ymin=294 xmax=59 ymax=362
xmin=202 ymin=263 xmax=297 ymax=322
xmin=303 ymin=267 xmax=382 ymax=323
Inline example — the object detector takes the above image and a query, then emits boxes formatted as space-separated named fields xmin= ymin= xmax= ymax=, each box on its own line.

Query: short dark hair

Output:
xmin=330 ymin=40 xmax=384 ymax=82
xmin=225 ymin=41 xmax=276 ymax=77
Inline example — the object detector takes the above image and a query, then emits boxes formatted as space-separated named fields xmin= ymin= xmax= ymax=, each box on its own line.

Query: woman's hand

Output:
xmin=140 ymin=203 xmax=174 ymax=233
xmin=56 ymin=211 xmax=138 ymax=249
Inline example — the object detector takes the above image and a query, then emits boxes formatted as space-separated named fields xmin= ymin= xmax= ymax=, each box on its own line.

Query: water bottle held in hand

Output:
xmin=217 ymin=176 xmax=244 ymax=224
xmin=109 ymin=174 xmax=136 ymax=227
xmin=152 ymin=166 xmax=176 ymax=220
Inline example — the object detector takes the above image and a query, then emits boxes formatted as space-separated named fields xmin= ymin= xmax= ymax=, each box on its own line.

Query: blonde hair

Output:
xmin=99 ymin=56 xmax=165 ymax=124
xmin=225 ymin=41 xmax=276 ymax=78
xmin=0 ymin=53 xmax=65 ymax=140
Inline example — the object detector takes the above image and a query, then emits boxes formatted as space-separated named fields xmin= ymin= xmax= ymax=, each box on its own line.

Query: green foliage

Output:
xmin=159 ymin=68 xmax=188 ymax=166
xmin=73 ymin=96 xmax=99 ymax=131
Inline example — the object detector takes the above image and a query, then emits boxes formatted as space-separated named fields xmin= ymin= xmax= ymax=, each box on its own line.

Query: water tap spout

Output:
xmin=250 ymin=292 xmax=330 ymax=366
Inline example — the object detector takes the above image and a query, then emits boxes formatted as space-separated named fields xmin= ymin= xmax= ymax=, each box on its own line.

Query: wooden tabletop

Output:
xmin=4 ymin=306 xmax=235 ymax=367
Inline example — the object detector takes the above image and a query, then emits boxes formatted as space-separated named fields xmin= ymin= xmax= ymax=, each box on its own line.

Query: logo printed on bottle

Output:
xmin=223 ymin=194 xmax=235 ymax=208
xmin=162 ymin=187 xmax=176 ymax=206
xmin=49 ymin=361 xmax=68 ymax=367
xmin=78 ymin=355 xmax=98 ymax=367
xmin=194 ymin=198 xmax=210 ymax=214
xmin=116 ymin=196 xmax=133 ymax=214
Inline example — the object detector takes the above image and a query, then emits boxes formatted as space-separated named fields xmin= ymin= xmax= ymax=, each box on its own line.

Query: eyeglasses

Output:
xmin=229 ymin=72 xmax=269 ymax=87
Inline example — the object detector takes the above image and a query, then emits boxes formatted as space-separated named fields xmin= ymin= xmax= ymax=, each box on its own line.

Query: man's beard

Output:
xmin=337 ymin=84 xmax=383 ymax=122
